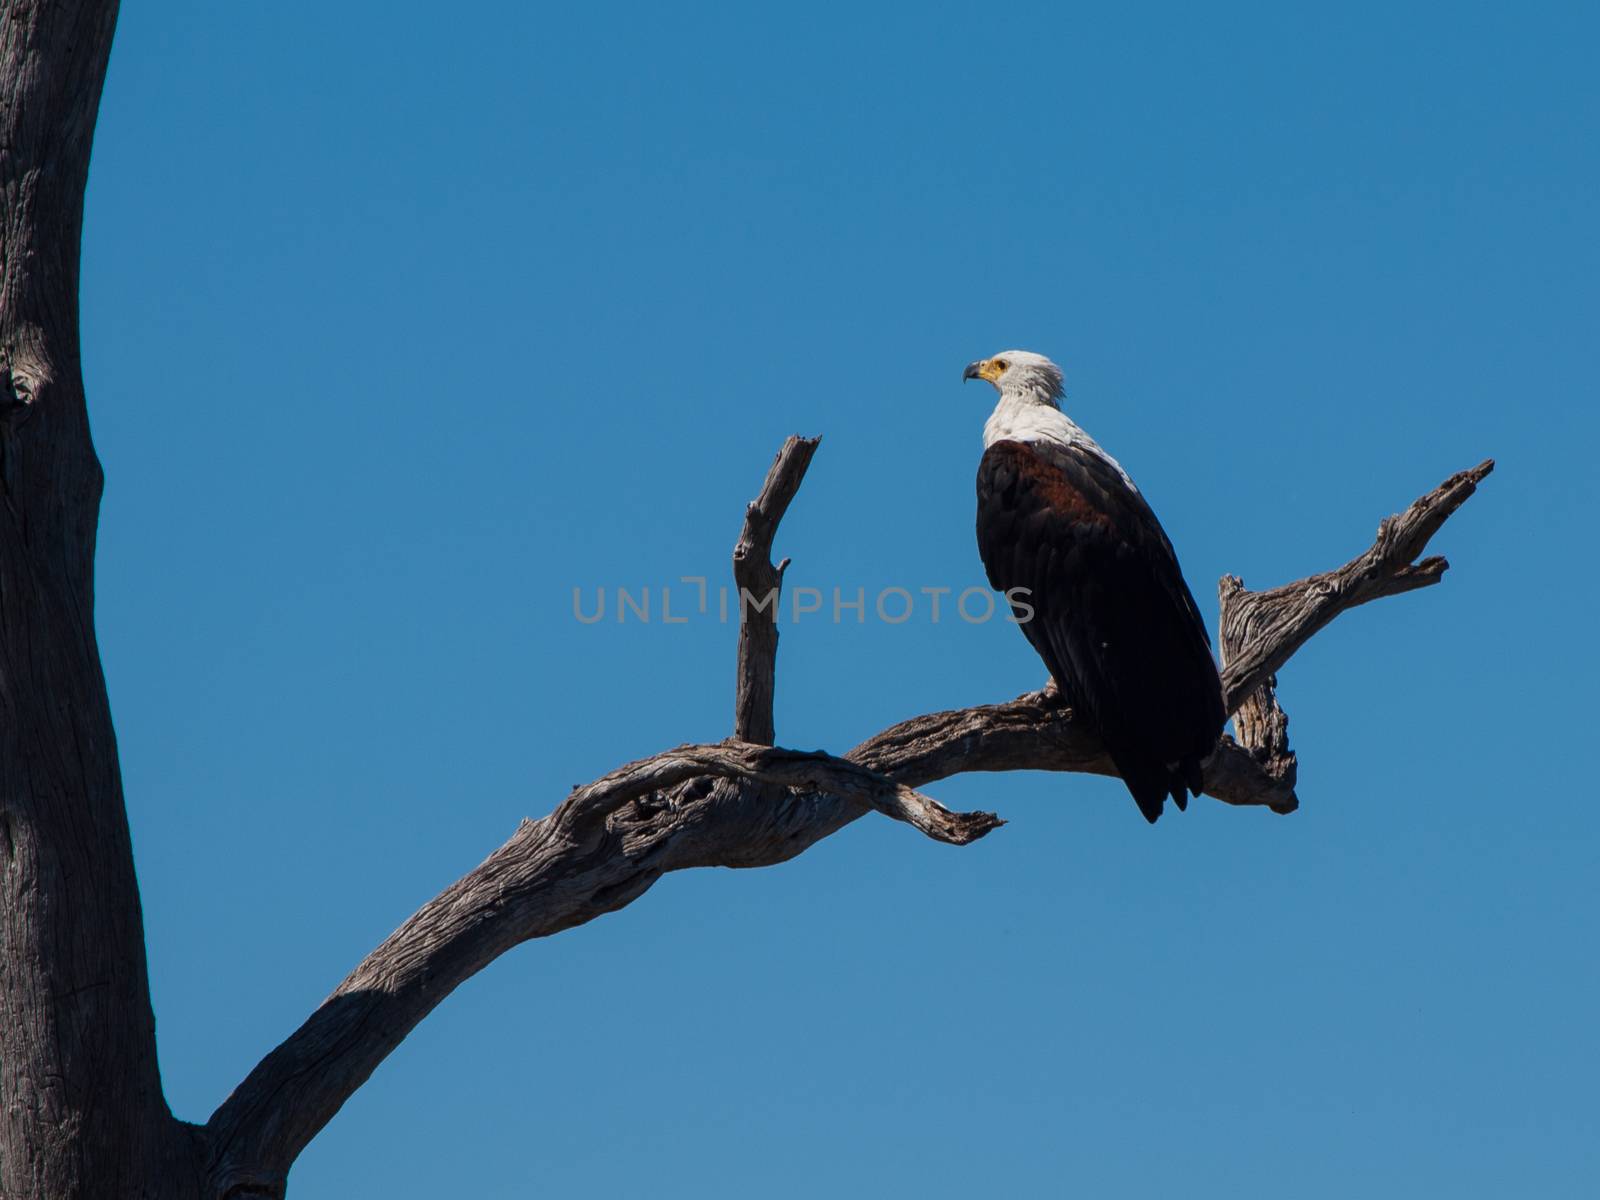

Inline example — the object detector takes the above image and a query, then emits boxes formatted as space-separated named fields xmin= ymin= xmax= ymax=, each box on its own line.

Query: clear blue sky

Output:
xmin=84 ymin=2 xmax=1594 ymax=1196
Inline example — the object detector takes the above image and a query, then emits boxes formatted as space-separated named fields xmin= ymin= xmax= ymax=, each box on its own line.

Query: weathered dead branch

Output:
xmin=732 ymin=435 xmax=819 ymax=743
xmin=204 ymin=444 xmax=1490 ymax=1195
xmin=1218 ymin=459 xmax=1494 ymax=713
xmin=1216 ymin=457 xmax=1494 ymax=782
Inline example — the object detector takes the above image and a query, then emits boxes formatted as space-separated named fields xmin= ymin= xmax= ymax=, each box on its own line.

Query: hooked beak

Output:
xmin=962 ymin=360 xmax=984 ymax=382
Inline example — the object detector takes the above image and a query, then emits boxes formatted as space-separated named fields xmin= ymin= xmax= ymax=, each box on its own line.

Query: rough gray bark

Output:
xmin=0 ymin=5 xmax=1494 ymax=1197
xmin=0 ymin=2 xmax=202 ymax=1198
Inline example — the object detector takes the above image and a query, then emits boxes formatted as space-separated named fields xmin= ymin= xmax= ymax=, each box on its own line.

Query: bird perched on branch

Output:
xmin=966 ymin=350 xmax=1224 ymax=823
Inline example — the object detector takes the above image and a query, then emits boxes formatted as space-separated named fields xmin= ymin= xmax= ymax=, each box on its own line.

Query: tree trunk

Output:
xmin=0 ymin=2 xmax=200 ymax=1196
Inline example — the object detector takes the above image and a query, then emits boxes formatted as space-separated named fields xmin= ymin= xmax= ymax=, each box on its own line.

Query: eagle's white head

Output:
xmin=963 ymin=348 xmax=1128 ymax=484
xmin=962 ymin=349 xmax=1064 ymax=406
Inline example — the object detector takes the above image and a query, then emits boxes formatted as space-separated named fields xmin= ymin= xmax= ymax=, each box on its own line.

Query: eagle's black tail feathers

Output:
xmin=1171 ymin=756 xmax=1206 ymax=812
xmin=1119 ymin=755 xmax=1206 ymax=824
xmin=1119 ymin=757 xmax=1173 ymax=825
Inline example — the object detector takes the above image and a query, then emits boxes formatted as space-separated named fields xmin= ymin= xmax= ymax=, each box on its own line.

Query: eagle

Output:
xmin=965 ymin=350 xmax=1225 ymax=823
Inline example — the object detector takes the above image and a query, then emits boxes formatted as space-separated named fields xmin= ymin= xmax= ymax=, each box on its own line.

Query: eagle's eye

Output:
xmin=993 ymin=359 xmax=1009 ymax=372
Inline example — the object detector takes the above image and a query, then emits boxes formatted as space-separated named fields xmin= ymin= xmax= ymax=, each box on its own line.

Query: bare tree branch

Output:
xmin=847 ymin=690 xmax=1300 ymax=815
xmin=1218 ymin=458 xmax=1495 ymax=713
xmin=203 ymin=443 xmax=1490 ymax=1194
xmin=733 ymin=435 xmax=819 ymax=743
xmin=204 ymin=735 xmax=1001 ymax=1193
xmin=1211 ymin=458 xmax=1493 ymax=796
xmin=1224 ymin=673 xmax=1297 ymax=797
xmin=559 ymin=740 xmax=1003 ymax=846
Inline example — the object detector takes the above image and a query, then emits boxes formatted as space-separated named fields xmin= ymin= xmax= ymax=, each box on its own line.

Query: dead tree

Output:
xmin=0 ymin=4 xmax=1492 ymax=1197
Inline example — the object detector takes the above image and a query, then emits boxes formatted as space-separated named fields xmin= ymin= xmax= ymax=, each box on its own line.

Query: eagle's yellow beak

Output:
xmin=962 ymin=359 xmax=1005 ymax=386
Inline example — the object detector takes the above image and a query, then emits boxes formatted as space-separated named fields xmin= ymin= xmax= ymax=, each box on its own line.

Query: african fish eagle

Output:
xmin=965 ymin=350 xmax=1225 ymax=823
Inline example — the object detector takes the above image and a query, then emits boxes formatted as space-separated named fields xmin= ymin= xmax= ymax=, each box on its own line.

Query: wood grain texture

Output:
xmin=0 ymin=4 xmax=200 ymax=1199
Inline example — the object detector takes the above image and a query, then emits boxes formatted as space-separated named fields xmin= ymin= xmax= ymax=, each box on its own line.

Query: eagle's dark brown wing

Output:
xmin=976 ymin=438 xmax=1224 ymax=822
